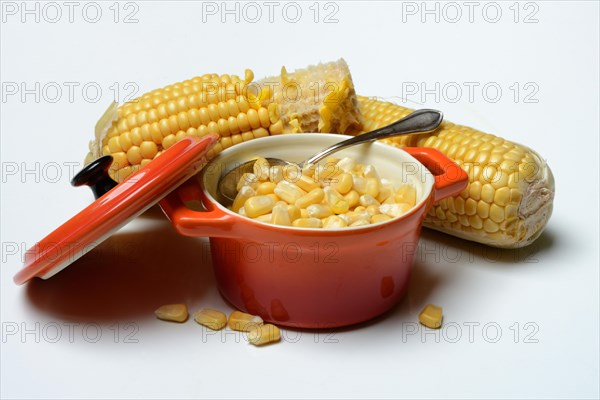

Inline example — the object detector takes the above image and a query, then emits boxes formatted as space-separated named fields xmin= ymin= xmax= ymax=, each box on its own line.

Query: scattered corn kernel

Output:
xmin=155 ymin=304 xmax=188 ymax=323
xmin=248 ymin=324 xmax=281 ymax=346
xmin=418 ymin=304 xmax=443 ymax=329
xmin=194 ymin=308 xmax=227 ymax=330
xmin=228 ymin=310 xmax=264 ymax=332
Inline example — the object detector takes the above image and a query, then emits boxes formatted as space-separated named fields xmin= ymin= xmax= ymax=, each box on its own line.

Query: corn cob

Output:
xmin=85 ymin=59 xmax=361 ymax=181
xmin=356 ymin=96 xmax=555 ymax=248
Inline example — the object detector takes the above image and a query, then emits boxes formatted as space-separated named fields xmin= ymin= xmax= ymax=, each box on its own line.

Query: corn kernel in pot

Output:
xmin=227 ymin=157 xmax=418 ymax=229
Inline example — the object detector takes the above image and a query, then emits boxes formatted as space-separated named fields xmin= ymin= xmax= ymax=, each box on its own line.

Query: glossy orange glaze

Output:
xmin=14 ymin=134 xmax=219 ymax=285
xmin=161 ymin=147 xmax=468 ymax=328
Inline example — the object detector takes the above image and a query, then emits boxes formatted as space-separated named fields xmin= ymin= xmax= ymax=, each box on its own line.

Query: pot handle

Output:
xmin=159 ymin=177 xmax=238 ymax=237
xmin=403 ymin=147 xmax=469 ymax=203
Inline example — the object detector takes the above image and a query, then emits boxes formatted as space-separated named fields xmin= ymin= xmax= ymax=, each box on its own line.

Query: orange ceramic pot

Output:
xmin=160 ymin=134 xmax=468 ymax=328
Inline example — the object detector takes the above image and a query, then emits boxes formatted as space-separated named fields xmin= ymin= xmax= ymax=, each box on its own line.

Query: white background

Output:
xmin=1 ymin=1 xmax=599 ymax=398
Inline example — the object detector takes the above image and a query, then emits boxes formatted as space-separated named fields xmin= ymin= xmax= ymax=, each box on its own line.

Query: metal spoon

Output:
xmin=218 ymin=109 xmax=443 ymax=205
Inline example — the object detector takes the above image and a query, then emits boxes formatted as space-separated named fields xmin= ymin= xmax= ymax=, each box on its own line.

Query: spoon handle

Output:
xmin=303 ymin=109 xmax=443 ymax=166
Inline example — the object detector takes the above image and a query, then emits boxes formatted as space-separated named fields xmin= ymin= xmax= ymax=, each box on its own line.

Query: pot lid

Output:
xmin=13 ymin=134 xmax=219 ymax=285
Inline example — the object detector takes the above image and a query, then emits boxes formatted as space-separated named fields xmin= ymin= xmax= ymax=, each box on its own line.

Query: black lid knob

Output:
xmin=71 ymin=155 xmax=118 ymax=199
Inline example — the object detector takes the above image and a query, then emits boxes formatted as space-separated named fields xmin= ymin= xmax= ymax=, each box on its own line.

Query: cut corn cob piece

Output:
xmin=356 ymin=96 xmax=554 ymax=248
xmin=86 ymin=60 xmax=361 ymax=182
xmin=256 ymin=58 xmax=362 ymax=134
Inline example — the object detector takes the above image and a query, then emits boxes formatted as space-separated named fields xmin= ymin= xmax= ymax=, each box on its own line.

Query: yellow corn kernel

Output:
xmin=300 ymin=209 xmax=309 ymax=219
xmin=363 ymin=164 xmax=380 ymax=180
xmin=155 ymin=304 xmax=188 ymax=323
xmin=331 ymin=172 xmax=353 ymax=194
xmin=395 ymin=185 xmax=417 ymax=205
xmin=253 ymin=157 xmax=270 ymax=181
xmin=244 ymin=195 xmax=276 ymax=218
xmin=295 ymin=174 xmax=321 ymax=192
xmin=352 ymin=176 xmax=367 ymax=194
xmin=315 ymin=163 xmax=341 ymax=183
xmin=365 ymin=205 xmax=380 ymax=215
xmin=345 ymin=210 xmax=370 ymax=224
xmin=256 ymin=181 xmax=276 ymax=195
xmin=322 ymin=215 xmax=347 ymax=228
xmin=295 ymin=188 xmax=325 ymax=209
xmin=365 ymin=177 xmax=380 ymax=198
xmin=236 ymin=172 xmax=258 ymax=191
xmin=377 ymin=184 xmax=394 ymax=203
xmin=302 ymin=163 xmax=316 ymax=177
xmin=371 ymin=214 xmax=392 ymax=224
xmin=269 ymin=166 xmax=284 ymax=183
xmin=271 ymin=203 xmax=292 ymax=226
xmin=228 ymin=310 xmax=264 ymax=332
xmin=350 ymin=219 xmax=370 ymax=227
xmin=254 ymin=213 xmax=273 ymax=223
xmin=248 ymin=324 xmax=281 ymax=346
xmin=359 ymin=194 xmax=380 ymax=207
xmin=232 ymin=186 xmax=256 ymax=213
xmin=380 ymin=203 xmax=412 ymax=218
xmin=265 ymin=193 xmax=280 ymax=203
xmin=338 ymin=214 xmax=352 ymax=225
xmin=292 ymin=217 xmax=322 ymax=228
xmin=418 ymin=304 xmax=443 ymax=329
xmin=343 ymin=190 xmax=360 ymax=208
xmin=274 ymin=181 xmax=306 ymax=204
xmin=307 ymin=204 xmax=333 ymax=219
xmin=331 ymin=200 xmax=349 ymax=214
xmin=287 ymin=205 xmax=301 ymax=221
xmin=336 ymin=157 xmax=356 ymax=173
xmin=194 ymin=308 xmax=227 ymax=330
xmin=281 ymin=164 xmax=303 ymax=183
